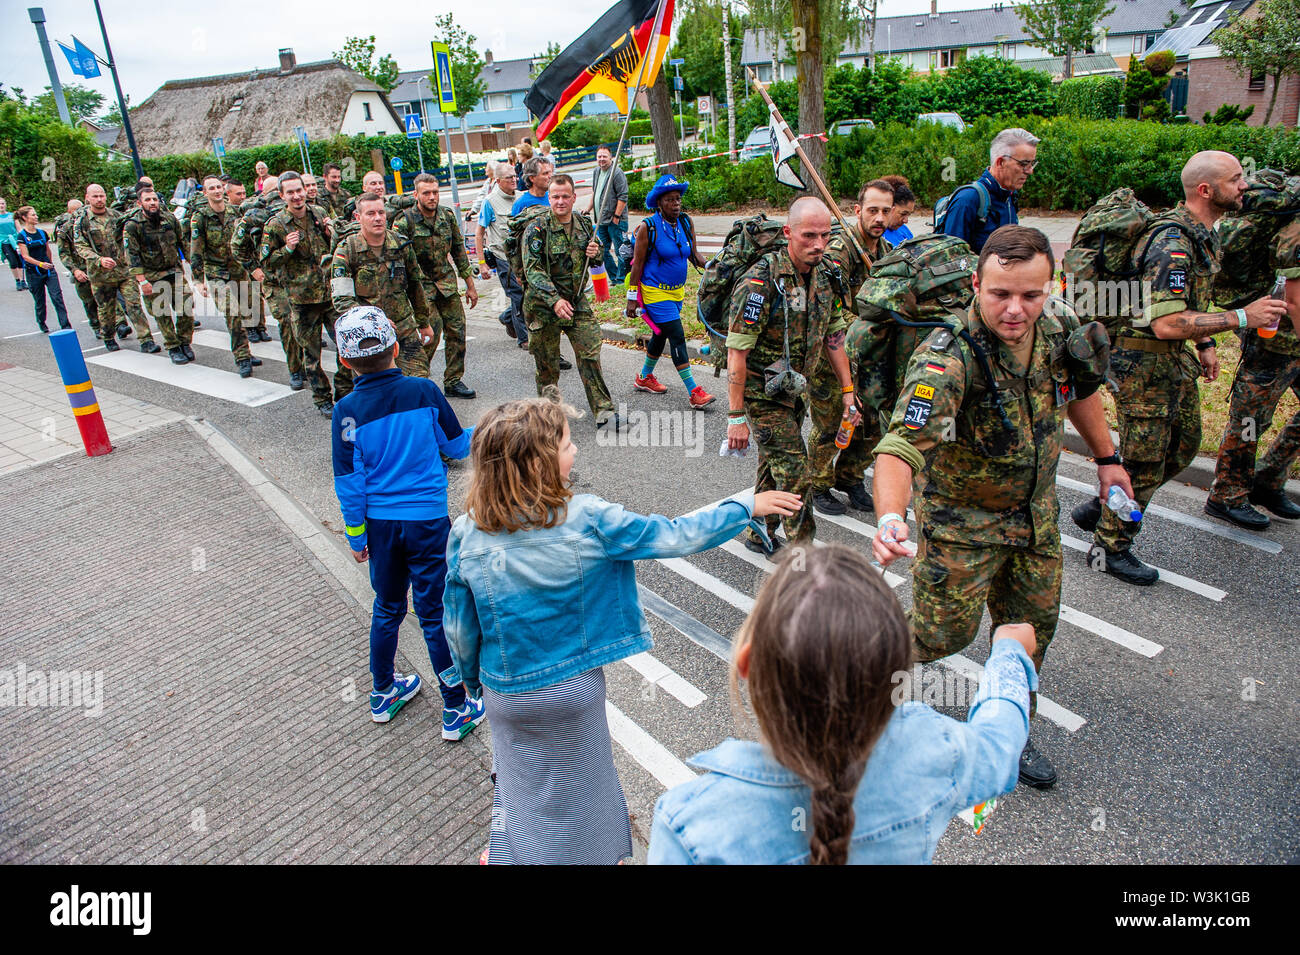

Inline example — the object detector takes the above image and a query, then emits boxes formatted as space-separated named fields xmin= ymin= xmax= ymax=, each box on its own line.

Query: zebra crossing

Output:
xmin=591 ymin=475 xmax=1286 ymax=836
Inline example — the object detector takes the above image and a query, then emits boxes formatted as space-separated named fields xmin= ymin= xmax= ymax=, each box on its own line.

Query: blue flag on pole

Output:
xmin=73 ymin=37 xmax=101 ymax=78
xmin=57 ymin=41 xmax=87 ymax=78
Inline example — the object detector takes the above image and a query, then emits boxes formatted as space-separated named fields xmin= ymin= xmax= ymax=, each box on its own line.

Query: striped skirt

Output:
xmin=484 ymin=668 xmax=632 ymax=865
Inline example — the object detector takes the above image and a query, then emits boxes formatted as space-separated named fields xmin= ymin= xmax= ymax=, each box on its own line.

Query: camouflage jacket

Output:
xmin=73 ymin=207 xmax=130 ymax=285
xmin=232 ymin=196 xmax=285 ymax=285
xmin=1132 ymin=202 xmax=1220 ymax=338
xmin=1216 ymin=210 xmax=1300 ymax=359
xmin=724 ymin=249 xmax=850 ymax=407
xmin=53 ymin=213 xmax=85 ymax=277
xmin=875 ymin=300 xmax=1098 ymax=550
xmin=259 ymin=206 xmax=333 ymax=304
xmin=520 ymin=212 xmax=599 ymax=324
xmin=110 ymin=186 xmax=139 ymax=214
xmin=1265 ymin=217 xmax=1300 ymax=357
xmin=189 ymin=202 xmax=246 ymax=283
xmin=330 ymin=230 xmax=430 ymax=337
xmin=392 ymin=204 xmax=471 ymax=297
xmin=124 ymin=209 xmax=185 ymax=278
xmin=317 ymin=185 xmax=351 ymax=220
xmin=824 ymin=229 xmax=891 ymax=304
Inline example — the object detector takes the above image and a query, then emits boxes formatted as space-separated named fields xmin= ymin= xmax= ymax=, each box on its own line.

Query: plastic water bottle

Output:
xmin=835 ymin=407 xmax=856 ymax=449
xmin=1106 ymin=485 xmax=1143 ymax=522
xmin=1259 ymin=277 xmax=1285 ymax=339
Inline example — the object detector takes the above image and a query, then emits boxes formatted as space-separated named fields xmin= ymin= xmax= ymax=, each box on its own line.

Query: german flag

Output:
xmin=526 ymin=0 xmax=673 ymax=140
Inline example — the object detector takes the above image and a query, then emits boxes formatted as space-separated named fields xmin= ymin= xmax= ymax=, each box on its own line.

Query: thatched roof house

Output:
xmin=116 ymin=49 xmax=404 ymax=158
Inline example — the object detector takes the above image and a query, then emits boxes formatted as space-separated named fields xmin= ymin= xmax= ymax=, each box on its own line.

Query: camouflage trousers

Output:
xmin=745 ymin=395 xmax=815 ymax=544
xmin=1210 ymin=336 xmax=1300 ymax=505
xmin=139 ymin=271 xmax=194 ymax=351
xmin=207 ymin=277 xmax=252 ymax=364
xmin=71 ymin=278 xmax=100 ymax=334
xmin=909 ymin=532 xmax=1062 ymax=716
xmin=423 ymin=288 xmax=466 ymax=386
xmin=90 ymin=276 xmax=149 ymax=343
xmin=293 ymin=301 xmax=336 ymax=408
xmin=807 ymin=374 xmax=881 ymax=492
xmin=262 ymin=282 xmax=303 ymax=377
xmin=528 ymin=316 xmax=613 ymax=418
xmin=1096 ymin=348 xmax=1201 ymax=553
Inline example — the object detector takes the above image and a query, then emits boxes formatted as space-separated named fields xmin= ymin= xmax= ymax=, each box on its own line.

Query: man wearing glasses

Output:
xmin=937 ymin=127 xmax=1039 ymax=254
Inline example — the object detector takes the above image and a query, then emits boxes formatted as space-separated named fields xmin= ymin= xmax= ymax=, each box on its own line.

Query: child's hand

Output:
xmin=992 ymin=623 xmax=1036 ymax=659
xmin=753 ymin=490 xmax=802 ymax=517
xmin=351 ymin=545 xmax=369 ymax=563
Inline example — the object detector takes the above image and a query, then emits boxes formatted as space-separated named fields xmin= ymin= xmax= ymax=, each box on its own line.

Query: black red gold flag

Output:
xmin=525 ymin=0 xmax=673 ymax=140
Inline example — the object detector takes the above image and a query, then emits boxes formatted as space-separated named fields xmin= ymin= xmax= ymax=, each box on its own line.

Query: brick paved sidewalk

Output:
xmin=0 ymin=420 xmax=493 ymax=863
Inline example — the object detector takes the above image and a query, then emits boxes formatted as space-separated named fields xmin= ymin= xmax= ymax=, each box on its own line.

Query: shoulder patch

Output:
xmin=929 ymin=329 xmax=955 ymax=352
xmin=924 ymin=360 xmax=947 ymax=375
xmin=742 ymin=291 xmax=765 ymax=325
xmin=1168 ymin=269 xmax=1187 ymax=293
xmin=903 ymin=394 xmax=932 ymax=430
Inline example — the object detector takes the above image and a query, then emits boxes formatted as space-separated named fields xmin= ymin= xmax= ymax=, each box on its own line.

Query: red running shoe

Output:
xmin=688 ymin=386 xmax=716 ymax=409
xmin=634 ymin=373 xmax=668 ymax=394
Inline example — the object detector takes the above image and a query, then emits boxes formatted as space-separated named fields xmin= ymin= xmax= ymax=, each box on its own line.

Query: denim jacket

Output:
xmin=444 ymin=491 xmax=759 ymax=695
xmin=648 ymin=639 xmax=1036 ymax=864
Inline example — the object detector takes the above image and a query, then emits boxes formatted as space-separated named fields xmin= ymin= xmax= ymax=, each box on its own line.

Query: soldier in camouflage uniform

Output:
xmin=74 ymin=184 xmax=155 ymax=352
xmin=1070 ymin=152 xmax=1287 ymax=583
xmin=330 ymin=192 xmax=434 ymax=388
xmin=111 ymin=176 xmax=154 ymax=215
xmin=318 ymin=163 xmax=352 ymax=220
xmin=1206 ymin=214 xmax=1300 ymax=524
xmin=191 ymin=176 xmax=258 ymax=376
xmin=234 ymin=186 xmax=304 ymax=389
xmin=394 ymin=173 xmax=479 ymax=397
xmin=872 ymin=225 xmax=1121 ymax=788
xmin=124 ymin=185 xmax=194 ymax=364
xmin=54 ymin=199 xmax=100 ymax=337
xmin=808 ymin=179 xmax=894 ymax=516
xmin=521 ymin=174 xmax=616 ymax=425
xmin=725 ymin=197 xmax=856 ymax=551
xmin=260 ymin=171 xmax=337 ymax=413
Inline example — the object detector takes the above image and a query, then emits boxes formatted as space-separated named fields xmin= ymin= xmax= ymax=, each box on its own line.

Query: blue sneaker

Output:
xmin=442 ymin=696 xmax=486 ymax=741
xmin=370 ymin=672 xmax=421 ymax=723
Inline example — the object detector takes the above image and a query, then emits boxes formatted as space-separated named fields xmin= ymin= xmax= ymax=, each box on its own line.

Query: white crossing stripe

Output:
xmin=657 ymin=557 xmax=754 ymax=612
xmin=605 ymin=701 xmax=696 ymax=788
xmin=1059 ymin=605 xmax=1163 ymax=658
xmin=191 ymin=329 xmax=338 ymax=373
xmin=1059 ymin=534 xmax=1227 ymax=601
xmin=938 ymin=653 xmax=1086 ymax=732
xmin=622 ymin=652 xmax=707 ymax=707
xmin=718 ymin=538 xmax=906 ymax=589
xmin=86 ymin=350 xmax=295 ymax=407
xmin=1057 ymin=474 xmax=1282 ymax=555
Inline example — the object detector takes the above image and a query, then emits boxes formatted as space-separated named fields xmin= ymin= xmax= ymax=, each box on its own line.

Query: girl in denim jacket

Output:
xmin=444 ymin=397 xmax=799 ymax=864
xmin=648 ymin=545 xmax=1037 ymax=865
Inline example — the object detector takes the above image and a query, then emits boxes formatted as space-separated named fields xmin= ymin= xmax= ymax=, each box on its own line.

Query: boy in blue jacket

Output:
xmin=331 ymin=305 xmax=485 ymax=739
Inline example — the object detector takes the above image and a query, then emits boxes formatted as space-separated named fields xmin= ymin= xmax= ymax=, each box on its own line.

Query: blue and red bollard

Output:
xmin=49 ymin=329 xmax=112 ymax=456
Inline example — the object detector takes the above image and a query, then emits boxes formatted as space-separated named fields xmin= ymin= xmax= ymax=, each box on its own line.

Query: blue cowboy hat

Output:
xmin=645 ymin=174 xmax=690 ymax=211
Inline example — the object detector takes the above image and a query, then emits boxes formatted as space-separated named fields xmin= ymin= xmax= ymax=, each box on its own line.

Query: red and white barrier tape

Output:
xmin=630 ymin=132 xmax=829 ymax=173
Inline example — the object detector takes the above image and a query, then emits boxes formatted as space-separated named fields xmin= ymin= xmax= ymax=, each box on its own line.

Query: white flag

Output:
xmin=768 ymin=104 xmax=806 ymax=190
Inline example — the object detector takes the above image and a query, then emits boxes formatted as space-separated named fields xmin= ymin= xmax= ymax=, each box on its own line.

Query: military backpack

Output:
xmin=1212 ymin=168 xmax=1300 ymax=309
xmin=695 ymin=213 xmax=788 ymax=377
xmin=847 ymin=234 xmax=976 ymax=420
xmin=1062 ymin=187 xmax=1200 ymax=339
xmin=502 ymin=204 xmax=560 ymax=289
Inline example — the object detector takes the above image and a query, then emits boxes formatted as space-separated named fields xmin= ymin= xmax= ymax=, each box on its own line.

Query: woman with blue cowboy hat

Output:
xmin=625 ymin=174 xmax=715 ymax=408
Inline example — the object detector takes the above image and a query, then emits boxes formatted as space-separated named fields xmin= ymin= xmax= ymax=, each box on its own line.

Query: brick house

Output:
xmin=1149 ymin=0 xmax=1300 ymax=126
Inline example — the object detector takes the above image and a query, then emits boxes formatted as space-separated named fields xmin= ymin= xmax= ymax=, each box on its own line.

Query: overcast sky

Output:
xmin=5 ymin=0 xmax=964 ymax=111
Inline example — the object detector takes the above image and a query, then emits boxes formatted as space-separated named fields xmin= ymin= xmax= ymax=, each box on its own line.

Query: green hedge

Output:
xmin=627 ymin=145 xmax=798 ymax=211
xmin=825 ymin=114 xmax=1300 ymax=211
xmin=1056 ymin=75 xmax=1125 ymax=120
xmin=548 ymin=116 xmax=624 ymax=148
xmin=1 ymin=101 xmax=105 ymax=220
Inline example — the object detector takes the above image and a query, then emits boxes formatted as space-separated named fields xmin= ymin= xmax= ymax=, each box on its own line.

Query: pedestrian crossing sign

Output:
xmin=431 ymin=41 xmax=458 ymax=114
xmin=404 ymin=114 xmax=423 ymax=138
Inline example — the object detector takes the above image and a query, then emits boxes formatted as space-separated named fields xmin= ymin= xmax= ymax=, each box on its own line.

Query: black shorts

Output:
xmin=1 ymin=245 xmax=20 ymax=270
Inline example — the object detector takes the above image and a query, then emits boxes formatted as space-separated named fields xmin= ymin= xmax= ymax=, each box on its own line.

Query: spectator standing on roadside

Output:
xmin=881 ymin=175 xmax=916 ymax=245
xmin=0 ymin=198 xmax=24 ymax=291
xmin=476 ymin=165 xmax=530 ymax=346
xmin=935 ymin=128 xmax=1038 ymax=254
xmin=593 ymin=145 xmax=629 ymax=285
xmin=14 ymin=206 xmax=70 ymax=333
xmin=512 ymin=157 xmax=553 ymax=216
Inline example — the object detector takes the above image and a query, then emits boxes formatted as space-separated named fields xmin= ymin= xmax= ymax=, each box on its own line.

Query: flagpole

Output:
xmin=94 ymin=0 xmax=144 ymax=179
xmin=745 ymin=67 xmax=871 ymax=273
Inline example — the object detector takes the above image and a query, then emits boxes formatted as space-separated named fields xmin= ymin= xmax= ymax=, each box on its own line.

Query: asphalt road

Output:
xmin=2 ymin=273 xmax=1297 ymax=865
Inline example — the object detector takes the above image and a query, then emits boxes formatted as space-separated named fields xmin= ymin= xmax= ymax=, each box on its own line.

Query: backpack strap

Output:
xmin=970 ymin=181 xmax=991 ymax=225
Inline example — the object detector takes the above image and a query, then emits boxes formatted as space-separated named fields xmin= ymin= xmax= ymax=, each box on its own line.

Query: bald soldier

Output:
xmin=1070 ymin=151 xmax=1288 ymax=585
xmin=726 ymin=195 xmax=858 ymax=552
xmin=53 ymin=198 xmax=99 ymax=337
xmin=74 ymin=183 xmax=154 ymax=352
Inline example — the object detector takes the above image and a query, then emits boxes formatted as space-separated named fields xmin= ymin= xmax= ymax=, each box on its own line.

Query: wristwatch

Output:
xmin=1094 ymin=453 xmax=1123 ymax=467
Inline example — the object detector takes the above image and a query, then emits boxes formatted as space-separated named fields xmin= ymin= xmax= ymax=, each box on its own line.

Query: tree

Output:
xmin=1216 ymin=0 xmax=1300 ymax=125
xmin=434 ymin=13 xmax=487 ymax=119
xmin=531 ymin=41 xmax=562 ymax=79
xmin=647 ymin=63 xmax=682 ymax=174
xmin=334 ymin=36 xmax=400 ymax=93
xmin=853 ymin=0 xmax=881 ymax=70
xmin=792 ymin=0 xmax=826 ymax=174
xmin=1015 ymin=0 xmax=1116 ymax=78
xmin=98 ymin=94 xmax=131 ymax=127
xmin=671 ymin=0 xmax=745 ymax=101
xmin=1124 ymin=52 xmax=1170 ymax=121
xmin=31 ymin=83 xmax=104 ymax=122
